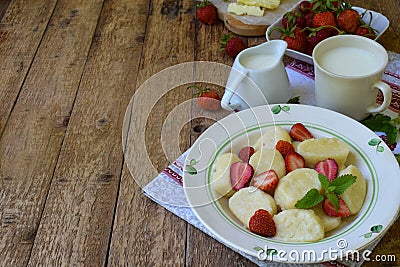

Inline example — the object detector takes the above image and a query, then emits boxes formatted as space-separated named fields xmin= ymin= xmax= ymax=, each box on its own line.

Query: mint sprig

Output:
xmin=295 ymin=174 xmax=356 ymax=211
xmin=295 ymin=188 xmax=324 ymax=209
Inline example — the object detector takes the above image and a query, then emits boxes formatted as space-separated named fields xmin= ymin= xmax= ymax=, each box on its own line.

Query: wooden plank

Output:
xmin=107 ymin=0 xmax=196 ymax=265
xmin=0 ymin=0 xmax=57 ymax=135
xmin=25 ymin=0 xmax=151 ymax=266
xmin=184 ymin=16 xmax=259 ymax=267
xmin=0 ymin=0 xmax=104 ymax=265
xmin=0 ymin=0 xmax=11 ymax=21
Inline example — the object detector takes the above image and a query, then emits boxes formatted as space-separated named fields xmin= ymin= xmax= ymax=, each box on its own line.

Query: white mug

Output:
xmin=221 ymin=40 xmax=291 ymax=111
xmin=312 ymin=35 xmax=392 ymax=121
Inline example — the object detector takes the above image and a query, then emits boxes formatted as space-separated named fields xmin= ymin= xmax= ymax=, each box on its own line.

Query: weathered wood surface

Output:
xmin=0 ymin=0 xmax=399 ymax=266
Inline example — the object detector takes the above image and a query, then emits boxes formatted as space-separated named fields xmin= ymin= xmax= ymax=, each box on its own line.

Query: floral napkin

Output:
xmin=143 ymin=53 xmax=400 ymax=266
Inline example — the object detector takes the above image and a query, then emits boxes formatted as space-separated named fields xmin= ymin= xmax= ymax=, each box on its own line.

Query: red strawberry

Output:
xmin=289 ymin=123 xmax=314 ymax=141
xmin=230 ymin=162 xmax=254 ymax=190
xmin=322 ymin=198 xmax=351 ymax=217
xmin=356 ymin=24 xmax=376 ymax=39
xmin=238 ymin=146 xmax=255 ymax=162
xmin=315 ymin=158 xmax=338 ymax=181
xmin=221 ymin=34 xmax=247 ymax=59
xmin=249 ymin=209 xmax=276 ymax=237
xmin=251 ymin=170 xmax=279 ymax=193
xmin=337 ymin=9 xmax=360 ymax=34
xmin=305 ymin=27 xmax=331 ymax=55
xmin=196 ymin=0 xmax=217 ymax=25
xmin=298 ymin=1 xmax=312 ymax=14
xmin=272 ymin=25 xmax=307 ymax=53
xmin=305 ymin=13 xmax=315 ymax=28
xmin=313 ymin=11 xmax=337 ymax=31
xmin=285 ymin=151 xmax=305 ymax=173
xmin=275 ymin=140 xmax=294 ymax=157
xmin=282 ymin=11 xmax=306 ymax=29
xmin=189 ymin=85 xmax=221 ymax=110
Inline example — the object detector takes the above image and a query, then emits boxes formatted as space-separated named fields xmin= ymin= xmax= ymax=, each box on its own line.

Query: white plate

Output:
xmin=266 ymin=6 xmax=390 ymax=64
xmin=183 ymin=104 xmax=400 ymax=264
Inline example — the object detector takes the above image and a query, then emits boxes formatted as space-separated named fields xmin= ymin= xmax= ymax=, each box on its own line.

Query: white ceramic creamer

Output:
xmin=221 ymin=40 xmax=291 ymax=111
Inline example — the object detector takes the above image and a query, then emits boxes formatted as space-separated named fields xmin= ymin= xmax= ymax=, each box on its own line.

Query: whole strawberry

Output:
xmin=305 ymin=13 xmax=315 ymax=28
xmin=221 ymin=34 xmax=247 ymax=59
xmin=298 ymin=0 xmax=312 ymax=14
xmin=197 ymin=0 xmax=217 ymax=25
xmin=273 ymin=25 xmax=307 ymax=53
xmin=355 ymin=22 xmax=376 ymax=39
xmin=305 ymin=26 xmax=331 ymax=55
xmin=313 ymin=11 xmax=337 ymax=30
xmin=282 ymin=11 xmax=306 ymax=29
xmin=188 ymin=84 xmax=221 ymax=110
xmin=249 ymin=209 xmax=276 ymax=237
xmin=356 ymin=24 xmax=376 ymax=39
xmin=337 ymin=8 xmax=360 ymax=34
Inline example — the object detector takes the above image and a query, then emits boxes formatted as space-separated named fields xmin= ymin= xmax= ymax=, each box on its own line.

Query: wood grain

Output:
xmin=0 ymin=0 xmax=57 ymax=135
xmin=107 ymin=0 xmax=195 ymax=265
xmin=0 ymin=0 xmax=399 ymax=266
xmin=0 ymin=0 xmax=11 ymax=21
xmin=26 ymin=0 xmax=148 ymax=266
xmin=0 ymin=0 xmax=103 ymax=265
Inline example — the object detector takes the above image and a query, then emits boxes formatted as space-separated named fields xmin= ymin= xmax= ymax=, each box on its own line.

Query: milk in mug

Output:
xmin=312 ymin=35 xmax=392 ymax=121
xmin=319 ymin=47 xmax=383 ymax=76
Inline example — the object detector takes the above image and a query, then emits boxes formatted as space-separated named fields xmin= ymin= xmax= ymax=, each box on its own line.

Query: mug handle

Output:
xmin=221 ymin=69 xmax=248 ymax=111
xmin=366 ymin=81 xmax=392 ymax=113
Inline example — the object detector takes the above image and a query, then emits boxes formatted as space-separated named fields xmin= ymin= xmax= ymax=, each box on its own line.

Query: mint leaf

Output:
xmin=318 ymin=174 xmax=330 ymax=191
xmin=295 ymin=188 xmax=324 ymax=209
xmin=330 ymin=174 xmax=356 ymax=195
xmin=327 ymin=192 xmax=339 ymax=212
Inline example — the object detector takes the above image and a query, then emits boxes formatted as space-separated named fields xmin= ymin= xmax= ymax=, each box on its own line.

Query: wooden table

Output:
xmin=0 ymin=0 xmax=399 ymax=266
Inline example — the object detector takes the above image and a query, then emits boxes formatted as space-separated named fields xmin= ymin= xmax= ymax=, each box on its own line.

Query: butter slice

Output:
xmin=227 ymin=3 xmax=264 ymax=16
xmin=238 ymin=0 xmax=280 ymax=9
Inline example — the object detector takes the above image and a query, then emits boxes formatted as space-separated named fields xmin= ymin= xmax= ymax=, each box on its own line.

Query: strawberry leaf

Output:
xmin=327 ymin=192 xmax=339 ymax=212
xmin=287 ymin=96 xmax=300 ymax=104
xmin=295 ymin=188 xmax=324 ymax=209
xmin=330 ymin=174 xmax=356 ymax=195
xmin=361 ymin=114 xmax=399 ymax=144
xmin=318 ymin=174 xmax=330 ymax=191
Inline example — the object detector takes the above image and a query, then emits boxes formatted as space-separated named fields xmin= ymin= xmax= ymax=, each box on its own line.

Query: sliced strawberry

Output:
xmin=230 ymin=162 xmax=254 ymax=190
xmin=249 ymin=209 xmax=276 ymax=237
xmin=285 ymin=151 xmax=305 ymax=173
xmin=315 ymin=158 xmax=338 ymax=181
xmin=251 ymin=170 xmax=279 ymax=193
xmin=238 ymin=146 xmax=255 ymax=163
xmin=289 ymin=123 xmax=314 ymax=141
xmin=275 ymin=140 xmax=294 ymax=157
xmin=322 ymin=198 xmax=351 ymax=217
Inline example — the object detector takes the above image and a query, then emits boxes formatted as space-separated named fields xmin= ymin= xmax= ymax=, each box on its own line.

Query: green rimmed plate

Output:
xmin=183 ymin=104 xmax=400 ymax=263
